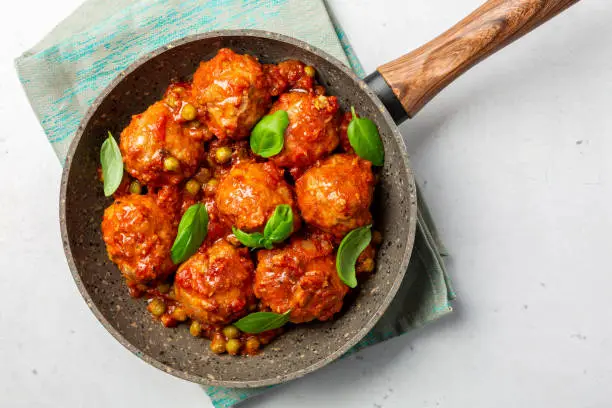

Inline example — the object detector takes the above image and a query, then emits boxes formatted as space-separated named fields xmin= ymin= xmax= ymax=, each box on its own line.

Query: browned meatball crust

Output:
xmin=101 ymin=194 xmax=176 ymax=286
xmin=295 ymin=154 xmax=375 ymax=238
xmin=215 ymin=161 xmax=300 ymax=233
xmin=174 ymin=239 xmax=256 ymax=325
xmin=192 ymin=48 xmax=271 ymax=140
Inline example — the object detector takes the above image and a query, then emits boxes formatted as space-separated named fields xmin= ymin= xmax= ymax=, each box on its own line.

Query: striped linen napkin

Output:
xmin=15 ymin=1 xmax=455 ymax=406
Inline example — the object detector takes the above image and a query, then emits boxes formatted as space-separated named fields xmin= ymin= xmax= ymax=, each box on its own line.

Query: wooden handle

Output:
xmin=377 ymin=0 xmax=580 ymax=118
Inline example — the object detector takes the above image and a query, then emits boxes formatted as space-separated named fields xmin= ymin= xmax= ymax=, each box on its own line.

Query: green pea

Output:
xmin=215 ymin=146 xmax=232 ymax=164
xmin=163 ymin=156 xmax=180 ymax=172
xmin=148 ymin=298 xmax=166 ymax=317
xmin=304 ymin=66 xmax=315 ymax=77
xmin=222 ymin=325 xmax=240 ymax=339
xmin=226 ymin=339 xmax=241 ymax=356
xmin=189 ymin=320 xmax=202 ymax=337
xmin=185 ymin=179 xmax=201 ymax=195
xmin=181 ymin=103 xmax=197 ymax=121
xmin=128 ymin=180 xmax=142 ymax=195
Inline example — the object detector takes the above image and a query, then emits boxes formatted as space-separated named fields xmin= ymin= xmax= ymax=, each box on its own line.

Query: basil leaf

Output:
xmin=234 ymin=310 xmax=291 ymax=334
xmin=231 ymin=205 xmax=294 ymax=249
xmin=263 ymin=204 xmax=293 ymax=244
xmin=336 ymin=225 xmax=372 ymax=288
xmin=232 ymin=227 xmax=267 ymax=249
xmin=100 ymin=131 xmax=124 ymax=196
xmin=347 ymin=107 xmax=384 ymax=166
xmin=250 ymin=110 xmax=288 ymax=158
xmin=171 ymin=203 xmax=208 ymax=264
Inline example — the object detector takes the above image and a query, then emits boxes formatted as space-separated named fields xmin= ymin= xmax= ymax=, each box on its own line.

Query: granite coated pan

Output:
xmin=60 ymin=0 xmax=578 ymax=387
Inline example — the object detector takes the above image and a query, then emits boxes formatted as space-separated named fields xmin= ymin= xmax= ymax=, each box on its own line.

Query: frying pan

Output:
xmin=60 ymin=0 xmax=579 ymax=387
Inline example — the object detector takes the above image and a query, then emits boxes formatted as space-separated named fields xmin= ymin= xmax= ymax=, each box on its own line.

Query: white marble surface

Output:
xmin=1 ymin=1 xmax=611 ymax=407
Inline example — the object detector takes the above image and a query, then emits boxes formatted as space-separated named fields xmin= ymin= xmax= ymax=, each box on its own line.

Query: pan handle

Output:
xmin=372 ymin=0 xmax=580 ymax=121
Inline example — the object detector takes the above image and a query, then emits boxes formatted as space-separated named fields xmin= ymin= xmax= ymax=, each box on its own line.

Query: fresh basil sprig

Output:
xmin=100 ymin=131 xmax=124 ymax=196
xmin=250 ymin=110 xmax=289 ymax=158
xmin=234 ymin=310 xmax=291 ymax=334
xmin=232 ymin=228 xmax=266 ymax=249
xmin=233 ymin=204 xmax=293 ymax=249
xmin=347 ymin=107 xmax=384 ymax=166
xmin=336 ymin=225 xmax=372 ymax=288
xmin=171 ymin=203 xmax=209 ymax=264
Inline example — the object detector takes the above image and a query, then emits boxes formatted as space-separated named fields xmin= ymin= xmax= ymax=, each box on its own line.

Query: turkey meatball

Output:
xmin=264 ymin=60 xmax=314 ymax=96
xmin=192 ymin=48 xmax=271 ymax=140
xmin=296 ymin=154 xmax=375 ymax=238
xmin=120 ymin=101 xmax=205 ymax=186
xmin=101 ymin=194 xmax=176 ymax=286
xmin=268 ymin=91 xmax=340 ymax=174
xmin=173 ymin=239 xmax=256 ymax=325
xmin=254 ymin=234 xmax=347 ymax=323
xmin=215 ymin=161 xmax=299 ymax=233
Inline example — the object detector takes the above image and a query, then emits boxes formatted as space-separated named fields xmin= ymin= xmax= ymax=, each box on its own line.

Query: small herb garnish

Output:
xmin=232 ymin=228 xmax=267 ymax=249
xmin=234 ymin=310 xmax=291 ymax=334
xmin=233 ymin=204 xmax=294 ymax=249
xmin=336 ymin=225 xmax=372 ymax=288
xmin=100 ymin=131 xmax=124 ymax=196
xmin=250 ymin=110 xmax=289 ymax=158
xmin=171 ymin=203 xmax=209 ymax=264
xmin=347 ymin=107 xmax=384 ymax=166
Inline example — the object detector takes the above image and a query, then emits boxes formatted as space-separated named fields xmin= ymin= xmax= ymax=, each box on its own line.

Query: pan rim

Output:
xmin=59 ymin=29 xmax=418 ymax=388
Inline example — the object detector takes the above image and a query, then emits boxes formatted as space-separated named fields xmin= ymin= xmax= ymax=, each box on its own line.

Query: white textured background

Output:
xmin=1 ymin=1 xmax=611 ymax=407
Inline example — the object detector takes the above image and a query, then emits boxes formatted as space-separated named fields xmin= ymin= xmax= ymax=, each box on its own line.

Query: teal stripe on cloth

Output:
xmin=15 ymin=1 xmax=454 ymax=407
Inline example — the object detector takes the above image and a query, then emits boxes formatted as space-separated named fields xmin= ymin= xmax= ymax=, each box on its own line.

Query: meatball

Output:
xmin=264 ymin=60 xmax=314 ymax=96
xmin=296 ymin=154 xmax=375 ymax=238
xmin=215 ymin=161 xmax=299 ymax=233
xmin=254 ymin=235 xmax=347 ymax=323
xmin=120 ymin=101 xmax=205 ymax=186
xmin=192 ymin=48 xmax=271 ymax=140
xmin=269 ymin=91 xmax=340 ymax=173
xmin=173 ymin=239 xmax=256 ymax=325
xmin=101 ymin=194 xmax=176 ymax=286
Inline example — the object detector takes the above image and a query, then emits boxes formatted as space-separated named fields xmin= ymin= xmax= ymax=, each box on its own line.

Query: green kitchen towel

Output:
xmin=15 ymin=1 xmax=455 ymax=407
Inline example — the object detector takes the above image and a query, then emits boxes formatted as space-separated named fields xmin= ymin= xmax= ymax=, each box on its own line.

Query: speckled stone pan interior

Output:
xmin=60 ymin=31 xmax=417 ymax=388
